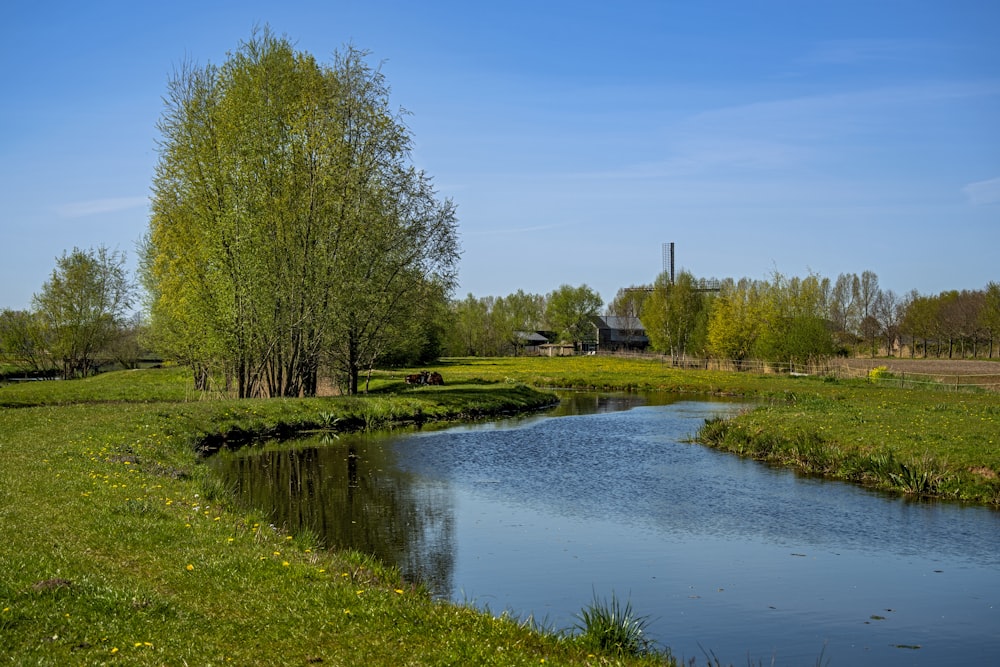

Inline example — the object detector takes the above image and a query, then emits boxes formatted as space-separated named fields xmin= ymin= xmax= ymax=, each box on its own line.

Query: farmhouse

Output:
xmin=587 ymin=315 xmax=649 ymax=353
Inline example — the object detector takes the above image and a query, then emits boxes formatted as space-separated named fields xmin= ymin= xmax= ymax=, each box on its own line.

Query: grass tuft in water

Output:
xmin=574 ymin=591 xmax=655 ymax=657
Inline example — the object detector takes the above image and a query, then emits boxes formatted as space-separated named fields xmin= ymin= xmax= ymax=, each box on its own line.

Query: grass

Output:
xmin=0 ymin=367 xmax=678 ymax=666
xmin=2 ymin=357 xmax=997 ymax=665
xmin=575 ymin=592 xmax=656 ymax=658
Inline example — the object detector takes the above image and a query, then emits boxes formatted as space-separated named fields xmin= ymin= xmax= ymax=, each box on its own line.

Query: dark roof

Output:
xmin=592 ymin=315 xmax=645 ymax=333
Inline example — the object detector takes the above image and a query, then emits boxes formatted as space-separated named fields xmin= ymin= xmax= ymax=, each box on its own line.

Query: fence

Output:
xmin=593 ymin=351 xmax=1000 ymax=392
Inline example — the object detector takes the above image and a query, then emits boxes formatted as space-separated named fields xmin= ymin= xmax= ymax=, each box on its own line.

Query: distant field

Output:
xmin=831 ymin=357 xmax=1000 ymax=390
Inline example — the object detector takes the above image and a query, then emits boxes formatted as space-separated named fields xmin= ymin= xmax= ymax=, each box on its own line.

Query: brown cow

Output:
xmin=426 ymin=372 xmax=444 ymax=385
xmin=405 ymin=372 xmax=426 ymax=385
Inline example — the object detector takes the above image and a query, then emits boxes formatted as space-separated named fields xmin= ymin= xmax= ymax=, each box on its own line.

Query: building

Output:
xmin=587 ymin=315 xmax=649 ymax=352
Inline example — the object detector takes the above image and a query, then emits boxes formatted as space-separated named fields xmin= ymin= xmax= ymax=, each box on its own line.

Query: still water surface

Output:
xmin=210 ymin=393 xmax=1000 ymax=666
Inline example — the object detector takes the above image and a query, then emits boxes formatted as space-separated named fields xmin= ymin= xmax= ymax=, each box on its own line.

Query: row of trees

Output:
xmin=636 ymin=271 xmax=1000 ymax=362
xmin=449 ymin=272 xmax=1000 ymax=363
xmin=141 ymin=30 xmax=458 ymax=397
xmin=445 ymin=285 xmax=602 ymax=356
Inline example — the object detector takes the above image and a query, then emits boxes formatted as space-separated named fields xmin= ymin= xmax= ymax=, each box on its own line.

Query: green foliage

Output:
xmin=144 ymin=28 xmax=458 ymax=398
xmin=707 ymin=278 xmax=763 ymax=363
xmin=574 ymin=591 xmax=656 ymax=657
xmin=31 ymin=246 xmax=134 ymax=378
xmin=0 ymin=309 xmax=50 ymax=373
xmin=445 ymin=290 xmax=547 ymax=357
xmin=544 ymin=284 xmax=602 ymax=348
xmin=642 ymin=270 xmax=709 ymax=359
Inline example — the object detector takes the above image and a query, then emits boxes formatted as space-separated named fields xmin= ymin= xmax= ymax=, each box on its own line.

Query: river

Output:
xmin=209 ymin=392 xmax=1000 ymax=666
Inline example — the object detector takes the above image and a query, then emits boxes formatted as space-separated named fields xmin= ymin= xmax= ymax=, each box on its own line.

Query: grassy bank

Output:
xmin=2 ymin=368 xmax=675 ymax=666
xmin=3 ymin=357 xmax=997 ymax=665
xmin=401 ymin=357 xmax=1000 ymax=506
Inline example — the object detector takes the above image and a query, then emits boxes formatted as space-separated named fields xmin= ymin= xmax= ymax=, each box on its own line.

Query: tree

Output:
xmin=544 ymin=284 xmax=602 ymax=350
xmin=754 ymin=272 xmax=834 ymax=364
xmin=143 ymin=29 xmax=458 ymax=397
xmin=853 ymin=270 xmax=881 ymax=357
xmin=642 ymin=271 xmax=706 ymax=361
xmin=0 ymin=309 xmax=49 ymax=373
xmin=981 ymin=282 xmax=1000 ymax=358
xmin=32 ymin=246 xmax=134 ymax=379
xmin=707 ymin=278 xmax=764 ymax=367
xmin=829 ymin=273 xmax=858 ymax=353
xmin=874 ymin=289 xmax=903 ymax=357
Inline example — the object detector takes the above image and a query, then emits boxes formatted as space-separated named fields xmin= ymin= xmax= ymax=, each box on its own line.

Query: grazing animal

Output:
xmin=405 ymin=373 xmax=426 ymax=385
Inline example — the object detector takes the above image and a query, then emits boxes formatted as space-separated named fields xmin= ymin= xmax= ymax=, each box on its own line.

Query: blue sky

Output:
xmin=2 ymin=1 xmax=997 ymax=311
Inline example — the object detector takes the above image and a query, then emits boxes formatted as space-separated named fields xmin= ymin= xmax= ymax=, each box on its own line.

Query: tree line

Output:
xmin=448 ymin=272 xmax=1000 ymax=363
xmin=3 ymin=29 xmax=998 ymax=387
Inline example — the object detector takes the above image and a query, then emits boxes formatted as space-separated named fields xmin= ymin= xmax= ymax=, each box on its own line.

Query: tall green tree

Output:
xmin=754 ymin=272 xmax=834 ymax=363
xmin=143 ymin=29 xmax=458 ymax=397
xmin=707 ymin=278 xmax=764 ymax=366
xmin=32 ymin=246 xmax=134 ymax=379
xmin=642 ymin=271 xmax=706 ymax=361
xmin=544 ymin=284 xmax=602 ymax=350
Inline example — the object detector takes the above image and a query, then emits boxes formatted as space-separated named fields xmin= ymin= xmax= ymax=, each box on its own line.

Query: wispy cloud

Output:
xmin=56 ymin=196 xmax=148 ymax=218
xmin=963 ymin=177 xmax=1000 ymax=205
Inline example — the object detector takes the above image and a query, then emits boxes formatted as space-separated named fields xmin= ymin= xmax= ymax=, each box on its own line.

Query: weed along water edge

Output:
xmin=215 ymin=391 xmax=1000 ymax=666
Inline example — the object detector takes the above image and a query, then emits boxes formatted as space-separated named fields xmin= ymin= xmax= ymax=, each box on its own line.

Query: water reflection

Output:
xmin=213 ymin=432 xmax=456 ymax=593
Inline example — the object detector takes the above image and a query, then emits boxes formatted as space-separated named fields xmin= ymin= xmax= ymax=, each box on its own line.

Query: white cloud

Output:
xmin=56 ymin=196 xmax=148 ymax=218
xmin=963 ymin=177 xmax=1000 ymax=206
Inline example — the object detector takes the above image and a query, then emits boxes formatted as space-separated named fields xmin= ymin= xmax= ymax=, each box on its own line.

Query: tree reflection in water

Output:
xmin=212 ymin=432 xmax=456 ymax=595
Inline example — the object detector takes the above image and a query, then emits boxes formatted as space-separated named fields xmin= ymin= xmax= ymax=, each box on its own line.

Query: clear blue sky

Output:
xmin=2 ymin=0 xmax=997 ymax=311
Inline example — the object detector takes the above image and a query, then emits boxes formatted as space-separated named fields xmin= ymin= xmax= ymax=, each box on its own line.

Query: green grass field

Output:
xmin=1 ymin=358 xmax=997 ymax=665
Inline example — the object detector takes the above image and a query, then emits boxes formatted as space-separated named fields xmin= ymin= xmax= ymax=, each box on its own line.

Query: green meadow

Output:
xmin=1 ymin=357 xmax=997 ymax=665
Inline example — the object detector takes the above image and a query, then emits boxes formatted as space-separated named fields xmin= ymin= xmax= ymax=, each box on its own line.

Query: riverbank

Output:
xmin=403 ymin=357 xmax=1000 ymax=506
xmin=2 ymin=368 xmax=675 ymax=666
xmin=3 ymin=359 xmax=996 ymax=665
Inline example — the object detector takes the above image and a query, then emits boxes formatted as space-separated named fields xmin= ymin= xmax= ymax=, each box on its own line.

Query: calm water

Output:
xmin=210 ymin=393 xmax=1000 ymax=666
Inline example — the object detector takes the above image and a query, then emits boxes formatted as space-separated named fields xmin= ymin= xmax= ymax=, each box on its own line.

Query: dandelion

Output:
xmin=282 ymin=561 xmax=290 ymax=567
xmin=111 ymin=647 xmax=119 ymax=655
xmin=186 ymin=564 xmax=194 ymax=571
xmin=394 ymin=589 xmax=404 ymax=595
